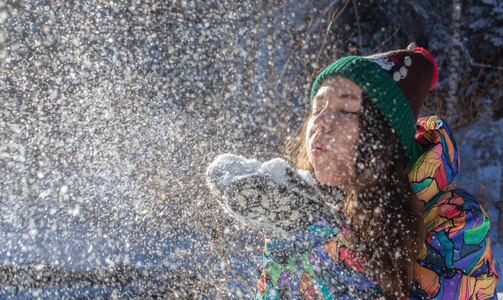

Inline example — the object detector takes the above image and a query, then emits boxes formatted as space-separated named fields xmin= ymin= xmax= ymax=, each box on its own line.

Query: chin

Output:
xmin=314 ymin=169 xmax=353 ymax=189
xmin=314 ymin=171 xmax=336 ymax=186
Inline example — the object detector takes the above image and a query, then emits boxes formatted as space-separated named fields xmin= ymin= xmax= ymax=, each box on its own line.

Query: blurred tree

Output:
xmin=447 ymin=0 xmax=462 ymax=125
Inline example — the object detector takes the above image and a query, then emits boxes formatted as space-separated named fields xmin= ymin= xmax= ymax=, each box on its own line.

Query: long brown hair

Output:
xmin=285 ymin=96 xmax=424 ymax=298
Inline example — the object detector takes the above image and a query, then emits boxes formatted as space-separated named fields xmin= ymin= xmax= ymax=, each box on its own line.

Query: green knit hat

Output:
xmin=310 ymin=45 xmax=437 ymax=163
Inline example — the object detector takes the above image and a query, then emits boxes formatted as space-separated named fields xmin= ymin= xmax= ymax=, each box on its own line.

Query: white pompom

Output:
xmin=404 ymin=56 xmax=412 ymax=67
xmin=393 ymin=71 xmax=401 ymax=82
xmin=400 ymin=66 xmax=408 ymax=77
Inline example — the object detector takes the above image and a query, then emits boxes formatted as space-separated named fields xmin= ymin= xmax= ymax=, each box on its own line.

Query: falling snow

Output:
xmin=1 ymin=0 xmax=502 ymax=298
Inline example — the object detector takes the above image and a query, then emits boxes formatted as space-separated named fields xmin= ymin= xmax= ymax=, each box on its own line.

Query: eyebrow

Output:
xmin=339 ymin=93 xmax=362 ymax=101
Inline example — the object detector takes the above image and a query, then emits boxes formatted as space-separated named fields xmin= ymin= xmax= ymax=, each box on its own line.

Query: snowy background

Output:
xmin=0 ymin=0 xmax=502 ymax=298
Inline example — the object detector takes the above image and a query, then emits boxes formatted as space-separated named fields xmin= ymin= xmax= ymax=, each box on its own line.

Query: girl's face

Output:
xmin=306 ymin=77 xmax=363 ymax=191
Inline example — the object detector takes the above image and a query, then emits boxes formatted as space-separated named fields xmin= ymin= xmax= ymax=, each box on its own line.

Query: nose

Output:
xmin=312 ymin=111 xmax=332 ymax=133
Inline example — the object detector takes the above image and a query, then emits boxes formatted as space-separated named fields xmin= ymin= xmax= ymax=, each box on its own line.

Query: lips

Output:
xmin=310 ymin=139 xmax=326 ymax=157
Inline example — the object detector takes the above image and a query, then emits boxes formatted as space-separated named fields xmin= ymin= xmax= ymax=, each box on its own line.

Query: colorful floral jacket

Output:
xmin=256 ymin=116 xmax=499 ymax=299
xmin=408 ymin=116 xmax=499 ymax=299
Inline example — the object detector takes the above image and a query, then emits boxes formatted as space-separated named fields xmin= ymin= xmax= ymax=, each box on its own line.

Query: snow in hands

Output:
xmin=206 ymin=154 xmax=339 ymax=239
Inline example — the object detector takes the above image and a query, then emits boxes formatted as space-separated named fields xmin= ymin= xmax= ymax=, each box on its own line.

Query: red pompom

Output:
xmin=414 ymin=47 xmax=438 ymax=90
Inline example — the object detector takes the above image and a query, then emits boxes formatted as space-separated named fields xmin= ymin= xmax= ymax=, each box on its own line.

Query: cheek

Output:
xmin=305 ymin=121 xmax=313 ymax=140
xmin=305 ymin=121 xmax=315 ymax=153
xmin=345 ymin=119 xmax=360 ymax=142
xmin=327 ymin=120 xmax=360 ymax=147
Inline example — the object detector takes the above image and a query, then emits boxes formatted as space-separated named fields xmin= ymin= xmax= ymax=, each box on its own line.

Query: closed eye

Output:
xmin=341 ymin=110 xmax=360 ymax=115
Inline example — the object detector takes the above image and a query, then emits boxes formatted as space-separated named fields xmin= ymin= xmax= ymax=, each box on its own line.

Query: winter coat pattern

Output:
xmin=408 ymin=116 xmax=500 ymax=299
xmin=256 ymin=214 xmax=385 ymax=299
xmin=255 ymin=116 xmax=499 ymax=300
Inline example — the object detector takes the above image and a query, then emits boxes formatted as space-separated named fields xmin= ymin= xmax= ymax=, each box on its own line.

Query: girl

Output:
xmin=207 ymin=44 xmax=499 ymax=299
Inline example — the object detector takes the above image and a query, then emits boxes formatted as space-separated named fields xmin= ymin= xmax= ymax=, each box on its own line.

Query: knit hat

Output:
xmin=310 ymin=43 xmax=438 ymax=162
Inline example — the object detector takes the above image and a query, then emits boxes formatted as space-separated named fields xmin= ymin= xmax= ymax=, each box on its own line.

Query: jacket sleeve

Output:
xmin=410 ymin=188 xmax=500 ymax=299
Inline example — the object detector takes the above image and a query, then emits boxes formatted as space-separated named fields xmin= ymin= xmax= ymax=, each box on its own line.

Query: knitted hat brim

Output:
xmin=310 ymin=56 xmax=417 ymax=161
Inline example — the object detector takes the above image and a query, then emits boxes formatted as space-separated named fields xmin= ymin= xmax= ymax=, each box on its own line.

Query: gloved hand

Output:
xmin=206 ymin=154 xmax=343 ymax=238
